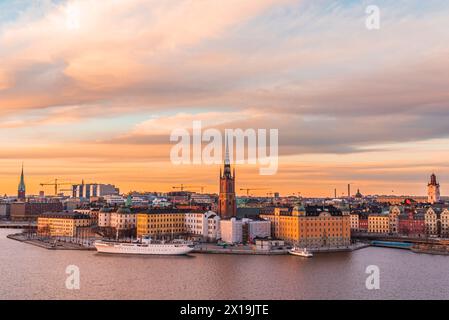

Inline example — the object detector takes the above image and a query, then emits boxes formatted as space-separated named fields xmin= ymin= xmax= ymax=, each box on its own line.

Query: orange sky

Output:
xmin=1 ymin=0 xmax=449 ymax=197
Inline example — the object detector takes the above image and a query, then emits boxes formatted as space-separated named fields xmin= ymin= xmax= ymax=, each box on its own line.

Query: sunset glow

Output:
xmin=1 ymin=0 xmax=449 ymax=196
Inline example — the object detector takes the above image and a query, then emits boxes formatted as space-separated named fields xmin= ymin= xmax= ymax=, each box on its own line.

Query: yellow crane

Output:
xmin=40 ymin=179 xmax=75 ymax=195
xmin=40 ymin=179 xmax=100 ymax=196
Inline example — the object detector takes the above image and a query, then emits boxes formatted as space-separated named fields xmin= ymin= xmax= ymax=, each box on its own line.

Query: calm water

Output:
xmin=1 ymin=229 xmax=449 ymax=300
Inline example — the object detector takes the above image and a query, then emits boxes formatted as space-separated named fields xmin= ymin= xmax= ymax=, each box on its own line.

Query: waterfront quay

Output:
xmin=353 ymin=233 xmax=449 ymax=255
xmin=193 ymin=243 xmax=288 ymax=255
xmin=7 ymin=232 xmax=96 ymax=250
xmin=0 ymin=221 xmax=36 ymax=229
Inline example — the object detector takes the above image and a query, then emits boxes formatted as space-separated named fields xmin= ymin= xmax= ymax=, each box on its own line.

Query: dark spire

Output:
xmin=18 ymin=163 xmax=26 ymax=200
xmin=223 ymin=135 xmax=232 ymax=177
xmin=429 ymin=173 xmax=438 ymax=186
xmin=224 ymin=135 xmax=230 ymax=165
xmin=18 ymin=163 xmax=25 ymax=192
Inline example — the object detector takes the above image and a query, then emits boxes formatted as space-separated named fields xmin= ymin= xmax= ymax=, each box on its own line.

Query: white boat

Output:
xmin=94 ymin=235 xmax=195 ymax=255
xmin=288 ymin=247 xmax=313 ymax=258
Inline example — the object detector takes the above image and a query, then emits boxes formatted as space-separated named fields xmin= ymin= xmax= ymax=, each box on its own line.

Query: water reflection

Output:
xmin=2 ymin=229 xmax=449 ymax=300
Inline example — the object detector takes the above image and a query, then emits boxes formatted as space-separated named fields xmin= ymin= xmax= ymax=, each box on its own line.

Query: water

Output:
xmin=1 ymin=229 xmax=449 ymax=300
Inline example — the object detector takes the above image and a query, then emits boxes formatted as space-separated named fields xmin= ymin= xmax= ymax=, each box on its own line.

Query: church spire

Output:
xmin=223 ymin=135 xmax=232 ymax=177
xmin=224 ymin=135 xmax=230 ymax=166
xmin=18 ymin=163 xmax=26 ymax=201
xmin=218 ymin=135 xmax=236 ymax=219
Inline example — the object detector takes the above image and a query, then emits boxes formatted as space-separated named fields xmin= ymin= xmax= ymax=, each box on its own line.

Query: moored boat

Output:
xmin=94 ymin=235 xmax=194 ymax=255
xmin=288 ymin=247 xmax=313 ymax=257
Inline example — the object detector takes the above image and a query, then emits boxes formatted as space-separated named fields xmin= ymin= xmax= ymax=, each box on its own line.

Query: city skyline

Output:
xmin=1 ymin=0 xmax=449 ymax=196
xmin=0 ymin=162 xmax=445 ymax=198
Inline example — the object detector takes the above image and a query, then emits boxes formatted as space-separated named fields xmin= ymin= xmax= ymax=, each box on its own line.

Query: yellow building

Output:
xmin=37 ymin=213 xmax=91 ymax=237
xmin=136 ymin=209 xmax=189 ymax=237
xmin=350 ymin=214 xmax=359 ymax=231
xmin=368 ymin=214 xmax=390 ymax=234
xmin=260 ymin=206 xmax=351 ymax=248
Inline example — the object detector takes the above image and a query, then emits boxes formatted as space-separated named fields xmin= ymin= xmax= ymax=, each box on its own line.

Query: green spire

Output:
xmin=18 ymin=163 xmax=26 ymax=192
xmin=125 ymin=194 xmax=132 ymax=207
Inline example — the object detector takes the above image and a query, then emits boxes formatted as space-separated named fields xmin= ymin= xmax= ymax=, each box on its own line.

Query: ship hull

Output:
xmin=94 ymin=241 xmax=194 ymax=255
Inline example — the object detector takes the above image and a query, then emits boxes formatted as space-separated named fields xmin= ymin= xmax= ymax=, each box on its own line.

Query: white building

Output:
xmin=206 ymin=212 xmax=221 ymax=241
xmin=428 ymin=174 xmax=441 ymax=204
xmin=98 ymin=207 xmax=136 ymax=230
xmin=184 ymin=211 xmax=220 ymax=241
xmin=220 ymin=218 xmax=243 ymax=244
xmin=73 ymin=183 xmax=119 ymax=198
xmin=190 ymin=193 xmax=213 ymax=204
xmin=130 ymin=197 xmax=149 ymax=206
xmin=350 ymin=214 xmax=359 ymax=231
xmin=245 ymin=219 xmax=271 ymax=242
xmin=152 ymin=198 xmax=171 ymax=207
xmin=104 ymin=195 xmax=126 ymax=206
xmin=255 ymin=239 xmax=285 ymax=251
xmin=0 ymin=203 xmax=10 ymax=218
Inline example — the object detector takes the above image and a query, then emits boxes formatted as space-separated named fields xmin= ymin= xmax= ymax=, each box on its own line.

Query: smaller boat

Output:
xmin=288 ymin=247 xmax=313 ymax=258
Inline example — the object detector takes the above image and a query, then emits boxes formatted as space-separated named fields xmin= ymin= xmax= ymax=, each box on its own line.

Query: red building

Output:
xmin=218 ymin=141 xmax=236 ymax=219
xmin=359 ymin=215 xmax=369 ymax=231
xmin=10 ymin=201 xmax=64 ymax=221
xmin=398 ymin=210 xmax=425 ymax=236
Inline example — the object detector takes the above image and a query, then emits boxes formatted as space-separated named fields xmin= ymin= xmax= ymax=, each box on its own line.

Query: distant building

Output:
xmin=376 ymin=196 xmax=427 ymax=205
xmin=368 ymin=214 xmax=390 ymax=234
xmin=428 ymin=173 xmax=441 ymax=204
xmin=152 ymin=197 xmax=171 ymax=208
xmin=0 ymin=203 xmax=11 ymax=218
xmin=359 ymin=214 xmax=369 ymax=232
xmin=10 ymin=201 xmax=64 ymax=221
xmin=73 ymin=183 xmax=119 ymax=198
xmin=236 ymin=207 xmax=261 ymax=219
xmin=389 ymin=206 xmax=402 ymax=234
xmin=425 ymin=207 xmax=449 ymax=237
xmin=167 ymin=192 xmax=190 ymax=204
xmin=350 ymin=214 xmax=359 ymax=231
xmin=37 ymin=212 xmax=91 ymax=237
xmin=63 ymin=198 xmax=82 ymax=212
xmin=190 ymin=193 xmax=214 ymax=204
xmin=398 ymin=209 xmax=425 ymax=236
xmin=103 ymin=195 xmax=125 ymax=206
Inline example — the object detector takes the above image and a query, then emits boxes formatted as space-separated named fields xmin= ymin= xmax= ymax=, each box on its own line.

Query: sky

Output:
xmin=1 ymin=0 xmax=449 ymax=197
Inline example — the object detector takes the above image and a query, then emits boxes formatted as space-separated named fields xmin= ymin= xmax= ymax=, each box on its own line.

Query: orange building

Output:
xmin=260 ymin=205 xmax=351 ymax=248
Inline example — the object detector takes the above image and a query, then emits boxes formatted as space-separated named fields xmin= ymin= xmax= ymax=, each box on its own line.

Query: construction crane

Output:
xmin=239 ymin=188 xmax=270 ymax=197
xmin=172 ymin=184 xmax=196 ymax=192
xmin=40 ymin=179 xmax=75 ymax=195
xmin=189 ymin=186 xmax=206 ymax=193
xmin=172 ymin=184 xmax=206 ymax=193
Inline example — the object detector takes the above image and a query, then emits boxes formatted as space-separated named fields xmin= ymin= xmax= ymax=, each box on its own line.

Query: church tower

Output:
xmin=18 ymin=163 xmax=26 ymax=201
xmin=428 ymin=173 xmax=440 ymax=204
xmin=218 ymin=139 xmax=236 ymax=219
